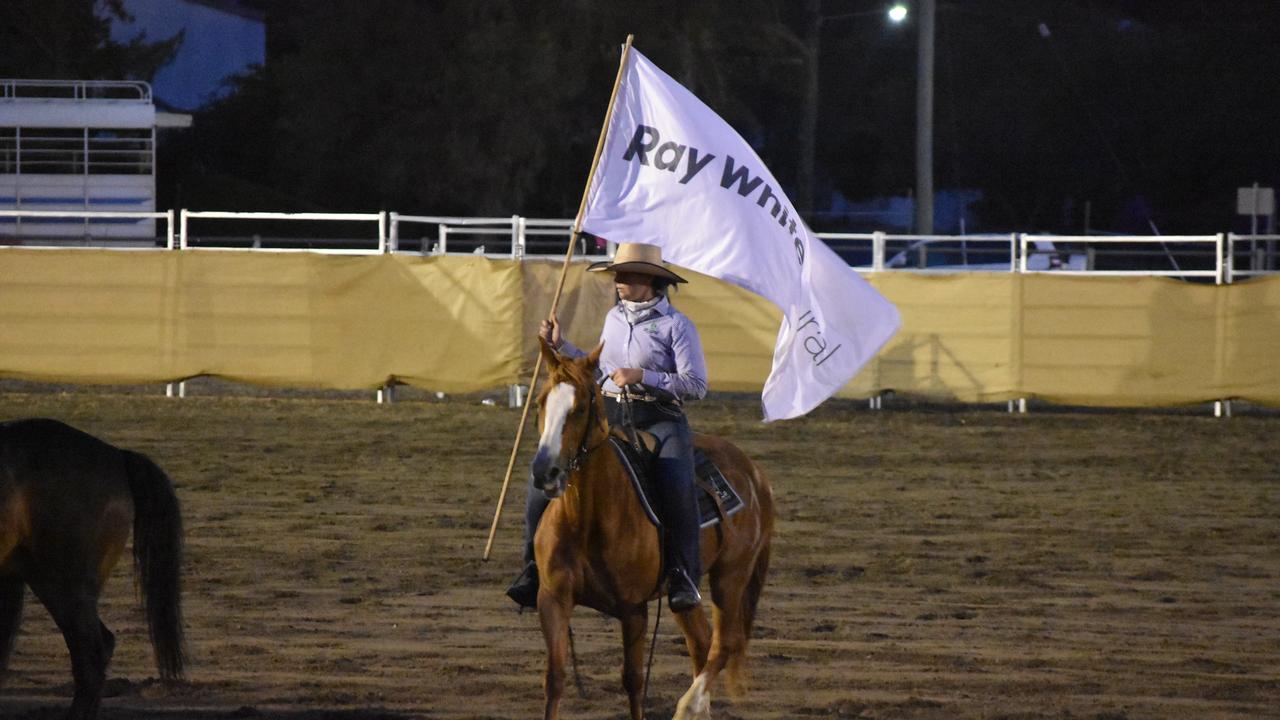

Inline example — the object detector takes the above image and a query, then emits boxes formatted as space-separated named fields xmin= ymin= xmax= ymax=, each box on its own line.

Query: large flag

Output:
xmin=580 ymin=48 xmax=901 ymax=421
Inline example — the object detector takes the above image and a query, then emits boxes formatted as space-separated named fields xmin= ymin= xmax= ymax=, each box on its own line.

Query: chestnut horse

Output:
xmin=529 ymin=340 xmax=774 ymax=720
xmin=0 ymin=418 xmax=185 ymax=720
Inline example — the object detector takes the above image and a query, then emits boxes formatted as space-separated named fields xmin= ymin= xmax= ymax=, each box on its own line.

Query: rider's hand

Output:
xmin=539 ymin=316 xmax=562 ymax=349
xmin=610 ymin=368 xmax=644 ymax=388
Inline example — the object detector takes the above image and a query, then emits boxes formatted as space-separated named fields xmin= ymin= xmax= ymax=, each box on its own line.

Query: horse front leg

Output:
xmin=672 ymin=603 xmax=712 ymax=677
xmin=672 ymin=604 xmax=719 ymax=720
xmin=674 ymin=564 xmax=751 ymax=720
xmin=537 ymin=590 xmax=573 ymax=720
xmin=619 ymin=604 xmax=649 ymax=720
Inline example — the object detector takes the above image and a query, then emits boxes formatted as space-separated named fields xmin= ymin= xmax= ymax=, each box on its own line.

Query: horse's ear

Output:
xmin=539 ymin=336 xmax=562 ymax=372
xmin=586 ymin=341 xmax=604 ymax=369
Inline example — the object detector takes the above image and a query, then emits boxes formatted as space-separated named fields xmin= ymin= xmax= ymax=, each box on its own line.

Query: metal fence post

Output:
xmin=1226 ymin=233 xmax=1236 ymax=283
xmin=512 ymin=215 xmax=526 ymax=260
xmin=1213 ymin=232 xmax=1231 ymax=417
xmin=1215 ymin=233 xmax=1225 ymax=286
xmin=1010 ymin=233 xmax=1028 ymax=414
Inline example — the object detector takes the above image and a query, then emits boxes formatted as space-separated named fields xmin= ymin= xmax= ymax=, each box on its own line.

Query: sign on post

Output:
xmin=1236 ymin=185 xmax=1274 ymax=216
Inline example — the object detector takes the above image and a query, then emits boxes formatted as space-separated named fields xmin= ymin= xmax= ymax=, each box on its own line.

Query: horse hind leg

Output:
xmin=0 ymin=576 xmax=24 ymax=680
xmin=27 ymin=576 xmax=111 ymax=720
xmin=65 ymin=604 xmax=113 ymax=720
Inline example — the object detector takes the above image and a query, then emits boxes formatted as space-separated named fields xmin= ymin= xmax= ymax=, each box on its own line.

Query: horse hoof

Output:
xmin=674 ymin=673 xmax=711 ymax=720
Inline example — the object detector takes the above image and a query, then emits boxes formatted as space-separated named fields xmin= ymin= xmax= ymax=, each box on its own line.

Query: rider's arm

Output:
xmin=640 ymin=315 xmax=707 ymax=401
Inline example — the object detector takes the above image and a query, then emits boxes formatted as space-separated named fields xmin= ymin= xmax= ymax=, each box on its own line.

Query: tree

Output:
xmin=183 ymin=0 xmax=805 ymax=216
xmin=0 ymin=0 xmax=180 ymax=82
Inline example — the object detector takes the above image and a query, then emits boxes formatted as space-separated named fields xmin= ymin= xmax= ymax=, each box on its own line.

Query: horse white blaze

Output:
xmin=537 ymin=382 xmax=577 ymax=460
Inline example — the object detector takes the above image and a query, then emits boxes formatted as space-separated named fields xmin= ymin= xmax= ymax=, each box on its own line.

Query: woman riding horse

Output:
xmin=508 ymin=242 xmax=707 ymax=612
xmin=525 ymin=334 xmax=772 ymax=720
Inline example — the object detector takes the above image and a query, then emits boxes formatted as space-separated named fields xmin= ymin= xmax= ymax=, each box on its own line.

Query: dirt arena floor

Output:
xmin=0 ymin=387 xmax=1277 ymax=720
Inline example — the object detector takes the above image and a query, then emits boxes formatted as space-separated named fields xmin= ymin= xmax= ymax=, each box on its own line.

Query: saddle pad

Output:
xmin=608 ymin=436 xmax=745 ymax=529
xmin=694 ymin=450 xmax=745 ymax=528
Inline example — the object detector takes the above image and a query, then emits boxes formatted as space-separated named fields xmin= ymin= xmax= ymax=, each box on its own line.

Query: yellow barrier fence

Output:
xmin=2 ymin=249 xmax=1278 ymax=407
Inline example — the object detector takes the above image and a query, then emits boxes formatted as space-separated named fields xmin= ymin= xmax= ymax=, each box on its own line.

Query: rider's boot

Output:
xmin=507 ymin=484 xmax=549 ymax=609
xmin=506 ymin=561 xmax=539 ymax=609
xmin=664 ymin=487 xmax=703 ymax=612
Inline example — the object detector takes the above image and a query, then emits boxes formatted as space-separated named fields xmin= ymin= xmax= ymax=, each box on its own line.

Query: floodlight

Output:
xmin=888 ymin=4 xmax=909 ymax=23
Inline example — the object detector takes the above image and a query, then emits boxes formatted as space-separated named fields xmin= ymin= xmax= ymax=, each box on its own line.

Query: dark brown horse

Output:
xmin=529 ymin=340 xmax=774 ymax=720
xmin=0 ymin=418 xmax=185 ymax=720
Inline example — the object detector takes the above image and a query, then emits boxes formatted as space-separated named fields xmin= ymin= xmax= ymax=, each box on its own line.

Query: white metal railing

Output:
xmin=388 ymin=214 xmax=580 ymax=258
xmin=1226 ymin=233 xmax=1280 ymax=283
xmin=1021 ymin=234 xmax=1225 ymax=284
xmin=883 ymin=233 xmax=1019 ymax=272
xmin=0 ymin=209 xmax=174 ymax=248
xmin=179 ymin=210 xmax=387 ymax=254
xmin=0 ymin=79 xmax=152 ymax=102
xmin=4 ymin=210 xmax=1280 ymax=284
xmin=0 ymin=127 xmax=154 ymax=175
xmin=388 ymin=214 xmax=519 ymax=256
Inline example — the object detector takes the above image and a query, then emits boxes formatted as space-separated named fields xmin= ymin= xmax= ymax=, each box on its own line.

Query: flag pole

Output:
xmin=483 ymin=34 xmax=635 ymax=561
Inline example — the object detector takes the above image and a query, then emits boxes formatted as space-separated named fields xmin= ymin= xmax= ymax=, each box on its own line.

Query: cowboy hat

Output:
xmin=586 ymin=242 xmax=687 ymax=283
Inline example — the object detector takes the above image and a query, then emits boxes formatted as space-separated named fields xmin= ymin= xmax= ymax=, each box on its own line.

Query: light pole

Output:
xmin=808 ymin=3 xmax=921 ymax=228
xmin=914 ymin=0 xmax=935 ymax=235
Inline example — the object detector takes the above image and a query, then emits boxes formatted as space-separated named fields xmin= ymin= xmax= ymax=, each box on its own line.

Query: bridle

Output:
xmin=563 ymin=382 xmax=610 ymax=474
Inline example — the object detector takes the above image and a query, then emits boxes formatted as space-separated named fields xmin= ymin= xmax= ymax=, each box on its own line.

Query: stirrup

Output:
xmin=667 ymin=567 xmax=702 ymax=612
xmin=505 ymin=562 xmax=539 ymax=609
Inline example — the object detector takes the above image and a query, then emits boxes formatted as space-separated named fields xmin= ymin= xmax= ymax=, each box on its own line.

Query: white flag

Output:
xmin=581 ymin=48 xmax=900 ymax=421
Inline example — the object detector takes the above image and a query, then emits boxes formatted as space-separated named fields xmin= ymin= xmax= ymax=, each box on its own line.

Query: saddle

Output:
xmin=607 ymin=427 xmax=744 ymax=529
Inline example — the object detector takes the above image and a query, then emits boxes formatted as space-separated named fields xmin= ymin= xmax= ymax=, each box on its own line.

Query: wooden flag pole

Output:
xmin=483 ymin=34 xmax=635 ymax=561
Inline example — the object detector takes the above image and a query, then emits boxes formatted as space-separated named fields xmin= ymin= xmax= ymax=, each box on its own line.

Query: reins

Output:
xmin=643 ymin=595 xmax=662 ymax=712
xmin=620 ymin=386 xmax=644 ymax=454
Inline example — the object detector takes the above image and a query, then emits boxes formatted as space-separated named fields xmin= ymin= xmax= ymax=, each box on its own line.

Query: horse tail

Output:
xmin=0 ymin=577 xmax=23 ymax=679
xmin=725 ymin=468 xmax=774 ymax=697
xmin=123 ymin=450 xmax=186 ymax=680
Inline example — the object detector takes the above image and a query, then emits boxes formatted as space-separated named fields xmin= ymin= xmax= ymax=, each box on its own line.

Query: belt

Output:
xmin=602 ymin=390 xmax=677 ymax=405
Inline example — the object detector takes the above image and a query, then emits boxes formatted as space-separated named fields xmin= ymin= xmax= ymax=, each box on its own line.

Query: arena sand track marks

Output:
xmin=0 ymin=392 xmax=1277 ymax=719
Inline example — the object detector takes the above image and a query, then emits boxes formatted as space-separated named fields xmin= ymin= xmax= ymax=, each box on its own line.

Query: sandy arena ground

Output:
xmin=0 ymin=388 xmax=1277 ymax=719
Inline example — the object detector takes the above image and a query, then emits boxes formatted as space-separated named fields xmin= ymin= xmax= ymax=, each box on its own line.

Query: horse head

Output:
xmin=530 ymin=337 xmax=606 ymax=498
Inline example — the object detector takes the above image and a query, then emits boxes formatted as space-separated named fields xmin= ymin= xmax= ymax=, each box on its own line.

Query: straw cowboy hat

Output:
xmin=587 ymin=242 xmax=688 ymax=283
